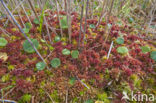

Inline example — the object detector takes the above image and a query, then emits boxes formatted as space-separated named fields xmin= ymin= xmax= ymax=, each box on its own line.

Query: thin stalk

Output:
xmin=58 ymin=0 xmax=63 ymax=10
xmin=0 ymin=27 xmax=11 ymax=37
xmin=12 ymin=0 xmax=25 ymax=28
xmin=44 ymin=16 xmax=53 ymax=44
xmin=10 ymin=0 xmax=25 ymax=14
xmin=66 ymin=90 xmax=68 ymax=103
xmin=0 ymin=99 xmax=17 ymax=103
xmin=62 ymin=0 xmax=65 ymax=10
xmin=3 ymin=87 xmax=15 ymax=98
xmin=107 ymin=0 xmax=115 ymax=24
xmin=48 ymin=0 xmax=54 ymax=9
xmin=37 ymin=0 xmax=45 ymax=39
xmin=19 ymin=0 xmax=33 ymax=25
xmin=146 ymin=4 xmax=156 ymax=34
xmin=44 ymin=89 xmax=55 ymax=103
xmin=83 ymin=0 xmax=89 ymax=43
xmin=8 ymin=0 xmax=14 ymax=10
xmin=91 ymin=0 xmax=94 ymax=19
xmin=16 ymin=11 xmax=25 ymax=28
xmin=39 ymin=0 xmax=57 ymax=36
xmin=0 ymin=0 xmax=49 ymax=69
xmin=102 ymin=26 xmax=112 ymax=49
xmin=76 ymin=0 xmax=81 ymax=14
xmin=1 ymin=90 xmax=4 ymax=103
xmin=103 ymin=0 xmax=115 ymax=45
xmin=38 ymin=0 xmax=52 ymax=44
xmin=2 ymin=1 xmax=16 ymax=27
xmin=31 ymin=96 xmax=35 ymax=103
xmin=66 ymin=0 xmax=72 ymax=43
xmin=7 ymin=0 xmax=13 ymax=11
xmin=95 ymin=0 xmax=107 ymax=28
xmin=78 ymin=0 xmax=85 ymax=49
xmin=28 ymin=0 xmax=40 ymax=21
xmin=107 ymin=41 xmax=113 ymax=59
xmin=143 ymin=1 xmax=155 ymax=30
xmin=120 ymin=0 xmax=124 ymax=11
xmin=76 ymin=76 xmax=90 ymax=89
xmin=73 ymin=0 xmax=79 ymax=12
xmin=47 ymin=23 xmax=58 ymax=36
xmin=54 ymin=0 xmax=63 ymax=37
xmin=3 ymin=0 xmax=25 ymax=27
xmin=148 ymin=3 xmax=156 ymax=28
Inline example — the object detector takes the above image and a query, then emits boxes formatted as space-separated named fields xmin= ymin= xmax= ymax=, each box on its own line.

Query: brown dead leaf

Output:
xmin=0 ymin=52 xmax=8 ymax=62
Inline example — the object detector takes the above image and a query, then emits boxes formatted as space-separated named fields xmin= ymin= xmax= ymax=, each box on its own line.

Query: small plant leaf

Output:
xmin=33 ymin=18 xmax=40 ymax=24
xmin=54 ymin=36 xmax=61 ymax=42
xmin=60 ymin=16 xmax=68 ymax=29
xmin=116 ymin=37 xmax=124 ymax=44
xmin=41 ymin=39 xmax=46 ymax=43
xmin=20 ymin=94 xmax=31 ymax=103
xmin=62 ymin=49 xmax=70 ymax=55
xmin=150 ymin=51 xmax=156 ymax=61
xmin=69 ymin=77 xmax=76 ymax=85
xmin=71 ymin=50 xmax=79 ymax=59
xmin=117 ymin=21 xmax=122 ymax=26
xmin=1 ymin=74 xmax=10 ymax=82
xmin=117 ymin=46 xmax=128 ymax=54
xmin=95 ymin=101 xmax=105 ymax=103
xmin=23 ymin=22 xmax=32 ymax=34
xmin=11 ymin=28 xmax=19 ymax=32
xmin=23 ymin=39 xmax=39 ymax=53
xmin=1 ymin=85 xmax=13 ymax=91
xmin=141 ymin=46 xmax=150 ymax=53
xmin=128 ymin=17 xmax=134 ymax=23
xmin=89 ymin=24 xmax=95 ymax=28
xmin=97 ymin=92 xmax=108 ymax=101
xmin=84 ymin=99 xmax=94 ymax=103
xmin=36 ymin=62 xmax=46 ymax=70
xmin=0 ymin=37 xmax=8 ymax=47
xmin=25 ymin=22 xmax=32 ymax=29
xmin=51 ymin=58 xmax=61 ymax=68
xmin=49 ymin=45 xmax=54 ymax=51
xmin=107 ymin=23 xmax=112 ymax=28
xmin=23 ymin=28 xmax=30 ymax=33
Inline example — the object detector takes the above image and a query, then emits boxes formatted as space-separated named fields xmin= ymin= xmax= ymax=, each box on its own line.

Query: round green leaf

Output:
xmin=150 ymin=51 xmax=156 ymax=61
xmin=116 ymin=37 xmax=124 ymax=44
xmin=0 ymin=37 xmax=8 ymax=47
xmin=51 ymin=58 xmax=61 ymax=68
xmin=62 ymin=49 xmax=70 ymax=55
xmin=117 ymin=46 xmax=128 ymax=54
xmin=71 ymin=50 xmax=79 ymax=59
xmin=54 ymin=36 xmax=61 ymax=42
xmin=23 ymin=39 xmax=39 ymax=53
xmin=141 ymin=46 xmax=150 ymax=53
xmin=89 ymin=24 xmax=95 ymax=29
xmin=36 ymin=62 xmax=46 ymax=70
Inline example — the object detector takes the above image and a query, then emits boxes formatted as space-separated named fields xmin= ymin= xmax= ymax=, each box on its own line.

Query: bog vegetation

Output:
xmin=0 ymin=0 xmax=156 ymax=103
